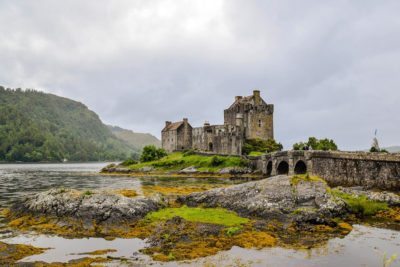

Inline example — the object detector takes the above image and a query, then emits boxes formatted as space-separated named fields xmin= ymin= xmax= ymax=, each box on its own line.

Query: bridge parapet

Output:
xmin=256 ymin=151 xmax=400 ymax=190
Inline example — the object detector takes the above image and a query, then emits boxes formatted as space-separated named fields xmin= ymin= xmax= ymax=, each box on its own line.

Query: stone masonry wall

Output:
xmin=256 ymin=151 xmax=400 ymax=190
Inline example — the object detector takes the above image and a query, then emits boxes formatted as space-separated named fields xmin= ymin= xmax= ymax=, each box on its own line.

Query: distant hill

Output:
xmin=363 ymin=146 xmax=400 ymax=153
xmin=108 ymin=125 xmax=160 ymax=150
xmin=383 ymin=146 xmax=400 ymax=153
xmin=0 ymin=87 xmax=139 ymax=162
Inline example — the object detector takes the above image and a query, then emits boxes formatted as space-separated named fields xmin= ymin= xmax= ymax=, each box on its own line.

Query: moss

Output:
xmin=141 ymin=218 xmax=276 ymax=261
xmin=76 ymin=249 xmax=117 ymax=255
xmin=33 ymin=257 xmax=110 ymax=266
xmin=248 ymin=151 xmax=264 ymax=156
xmin=142 ymin=185 xmax=221 ymax=196
xmin=0 ymin=208 xmax=12 ymax=218
xmin=375 ymin=207 xmax=400 ymax=222
xmin=331 ymin=189 xmax=389 ymax=216
xmin=114 ymin=189 xmax=137 ymax=198
xmin=290 ymin=174 xmax=326 ymax=186
xmin=0 ymin=241 xmax=46 ymax=264
xmin=83 ymin=190 xmax=92 ymax=196
xmin=145 ymin=206 xmax=249 ymax=227
xmin=232 ymin=231 xmax=276 ymax=248
xmin=226 ymin=226 xmax=242 ymax=236
xmin=338 ymin=222 xmax=353 ymax=233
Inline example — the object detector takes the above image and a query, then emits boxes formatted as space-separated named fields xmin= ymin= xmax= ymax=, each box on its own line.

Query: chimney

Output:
xmin=183 ymin=118 xmax=188 ymax=124
xmin=165 ymin=121 xmax=172 ymax=127
xmin=253 ymin=89 xmax=261 ymax=105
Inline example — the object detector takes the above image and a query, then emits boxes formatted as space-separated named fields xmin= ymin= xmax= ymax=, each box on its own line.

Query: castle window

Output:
xmin=258 ymin=120 xmax=262 ymax=127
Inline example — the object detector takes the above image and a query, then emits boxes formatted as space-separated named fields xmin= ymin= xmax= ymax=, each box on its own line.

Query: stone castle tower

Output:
xmin=223 ymin=90 xmax=274 ymax=140
xmin=162 ymin=90 xmax=274 ymax=155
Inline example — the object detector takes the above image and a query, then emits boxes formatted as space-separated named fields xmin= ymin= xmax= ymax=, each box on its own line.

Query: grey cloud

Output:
xmin=0 ymin=0 xmax=399 ymax=150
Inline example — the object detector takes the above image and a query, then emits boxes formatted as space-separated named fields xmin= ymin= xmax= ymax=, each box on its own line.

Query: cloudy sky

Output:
xmin=0 ymin=0 xmax=399 ymax=150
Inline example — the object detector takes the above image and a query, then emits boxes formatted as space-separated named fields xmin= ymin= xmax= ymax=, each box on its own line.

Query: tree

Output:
xmin=140 ymin=145 xmax=167 ymax=162
xmin=242 ymin=138 xmax=283 ymax=155
xmin=293 ymin=137 xmax=338 ymax=151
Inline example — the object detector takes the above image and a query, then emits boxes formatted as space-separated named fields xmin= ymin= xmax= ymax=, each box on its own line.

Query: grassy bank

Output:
xmin=127 ymin=152 xmax=249 ymax=172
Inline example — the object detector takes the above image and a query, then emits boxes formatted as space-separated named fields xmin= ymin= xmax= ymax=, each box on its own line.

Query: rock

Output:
xmin=13 ymin=188 xmax=166 ymax=223
xmin=139 ymin=166 xmax=155 ymax=172
xmin=114 ymin=168 xmax=130 ymax=173
xmin=335 ymin=186 xmax=400 ymax=206
xmin=179 ymin=166 xmax=198 ymax=173
xmin=178 ymin=175 xmax=347 ymax=224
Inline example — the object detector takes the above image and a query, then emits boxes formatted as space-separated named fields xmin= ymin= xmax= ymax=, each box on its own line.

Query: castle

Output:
xmin=161 ymin=90 xmax=274 ymax=155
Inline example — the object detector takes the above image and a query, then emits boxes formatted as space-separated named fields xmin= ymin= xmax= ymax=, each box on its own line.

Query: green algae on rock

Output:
xmin=145 ymin=206 xmax=249 ymax=227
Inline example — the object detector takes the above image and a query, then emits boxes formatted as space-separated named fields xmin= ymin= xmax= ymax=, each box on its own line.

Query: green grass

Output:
xmin=290 ymin=174 xmax=326 ymax=186
xmin=331 ymin=189 xmax=388 ymax=216
xmin=248 ymin=151 xmax=264 ymax=157
xmin=129 ymin=152 xmax=248 ymax=172
xmin=145 ymin=206 xmax=249 ymax=227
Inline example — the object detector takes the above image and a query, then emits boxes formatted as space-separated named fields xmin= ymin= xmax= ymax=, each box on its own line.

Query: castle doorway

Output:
xmin=277 ymin=161 xmax=289 ymax=175
xmin=208 ymin=142 xmax=213 ymax=151
xmin=294 ymin=160 xmax=307 ymax=174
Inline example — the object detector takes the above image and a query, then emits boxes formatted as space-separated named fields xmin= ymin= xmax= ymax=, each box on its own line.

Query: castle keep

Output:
xmin=161 ymin=90 xmax=274 ymax=155
xmin=162 ymin=90 xmax=274 ymax=155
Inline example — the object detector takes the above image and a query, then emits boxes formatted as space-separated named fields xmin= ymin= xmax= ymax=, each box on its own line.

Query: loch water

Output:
xmin=0 ymin=163 xmax=399 ymax=266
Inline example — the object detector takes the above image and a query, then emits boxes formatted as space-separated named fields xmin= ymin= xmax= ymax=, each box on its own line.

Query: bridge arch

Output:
xmin=266 ymin=161 xmax=273 ymax=176
xmin=294 ymin=160 xmax=307 ymax=175
xmin=277 ymin=161 xmax=289 ymax=175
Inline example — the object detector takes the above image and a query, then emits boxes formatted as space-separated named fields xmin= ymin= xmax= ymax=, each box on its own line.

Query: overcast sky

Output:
xmin=0 ymin=0 xmax=399 ymax=150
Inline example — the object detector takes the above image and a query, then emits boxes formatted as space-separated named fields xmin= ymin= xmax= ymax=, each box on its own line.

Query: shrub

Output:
xmin=242 ymin=138 xmax=283 ymax=155
xmin=120 ymin=158 xmax=138 ymax=166
xmin=140 ymin=145 xmax=168 ymax=162
xmin=293 ymin=137 xmax=338 ymax=151
xmin=183 ymin=149 xmax=196 ymax=157
xmin=211 ymin=156 xmax=224 ymax=166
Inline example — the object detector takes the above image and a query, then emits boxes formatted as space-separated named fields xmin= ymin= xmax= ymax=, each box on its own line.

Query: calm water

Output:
xmin=1 ymin=163 xmax=400 ymax=266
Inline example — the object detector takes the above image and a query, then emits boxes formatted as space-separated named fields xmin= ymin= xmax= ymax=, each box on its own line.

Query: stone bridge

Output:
xmin=251 ymin=151 xmax=400 ymax=190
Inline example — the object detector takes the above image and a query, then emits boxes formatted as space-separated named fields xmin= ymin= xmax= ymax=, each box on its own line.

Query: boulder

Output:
xmin=13 ymin=189 xmax=166 ymax=223
xmin=335 ymin=186 xmax=400 ymax=206
xmin=178 ymin=175 xmax=347 ymax=224
xmin=139 ymin=166 xmax=155 ymax=172
xmin=179 ymin=166 xmax=198 ymax=173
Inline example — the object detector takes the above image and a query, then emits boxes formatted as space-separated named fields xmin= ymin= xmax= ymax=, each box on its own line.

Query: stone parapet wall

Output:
xmin=256 ymin=150 xmax=400 ymax=190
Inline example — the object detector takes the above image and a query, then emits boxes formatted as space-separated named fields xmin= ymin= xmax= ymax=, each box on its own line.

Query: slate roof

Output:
xmin=162 ymin=121 xmax=190 ymax=132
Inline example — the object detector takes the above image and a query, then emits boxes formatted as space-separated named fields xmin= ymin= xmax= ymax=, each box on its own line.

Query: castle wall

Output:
xmin=223 ymin=92 xmax=274 ymax=141
xmin=162 ymin=130 xmax=178 ymax=153
xmin=247 ymin=105 xmax=274 ymax=140
xmin=176 ymin=123 xmax=192 ymax=150
xmin=192 ymin=125 xmax=243 ymax=155
xmin=162 ymin=90 xmax=274 ymax=156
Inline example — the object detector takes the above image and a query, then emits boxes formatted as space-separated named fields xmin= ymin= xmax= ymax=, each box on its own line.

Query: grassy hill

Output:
xmin=108 ymin=125 xmax=160 ymax=150
xmin=0 ymin=86 xmax=139 ymax=162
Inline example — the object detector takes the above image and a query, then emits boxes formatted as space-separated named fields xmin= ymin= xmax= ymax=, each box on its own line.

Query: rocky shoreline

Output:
xmin=179 ymin=175 xmax=348 ymax=224
xmin=2 ymin=174 xmax=400 ymax=263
